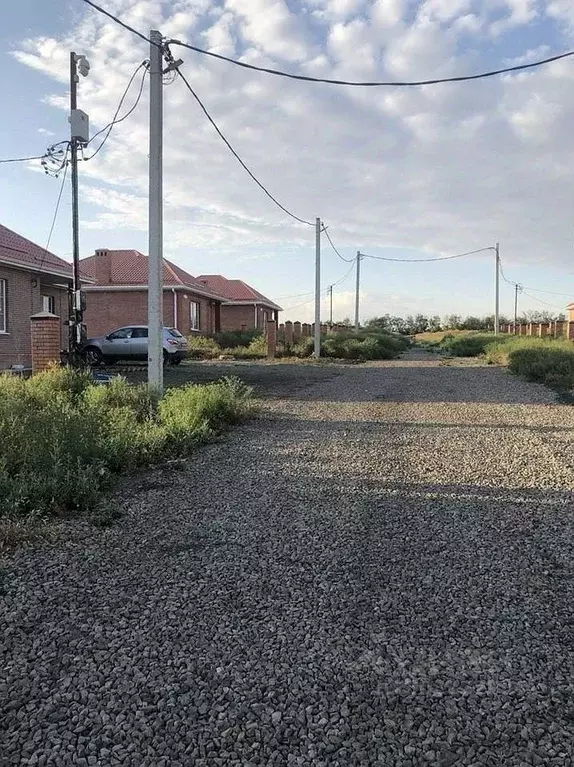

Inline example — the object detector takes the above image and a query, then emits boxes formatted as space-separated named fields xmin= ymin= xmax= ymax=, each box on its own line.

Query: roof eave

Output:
xmin=0 ymin=255 xmax=94 ymax=282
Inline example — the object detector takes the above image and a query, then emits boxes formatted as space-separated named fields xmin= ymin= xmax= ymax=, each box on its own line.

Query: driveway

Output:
xmin=3 ymin=354 xmax=574 ymax=766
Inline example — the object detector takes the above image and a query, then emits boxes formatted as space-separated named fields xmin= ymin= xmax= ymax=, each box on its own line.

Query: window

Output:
xmin=168 ymin=328 xmax=183 ymax=338
xmin=42 ymin=295 xmax=55 ymax=314
xmin=0 ymin=279 xmax=6 ymax=333
xmin=189 ymin=301 xmax=200 ymax=331
xmin=131 ymin=327 xmax=148 ymax=339
xmin=108 ymin=327 xmax=133 ymax=340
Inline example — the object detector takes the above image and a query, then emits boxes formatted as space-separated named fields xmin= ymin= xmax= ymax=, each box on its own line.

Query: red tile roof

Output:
xmin=196 ymin=274 xmax=282 ymax=311
xmin=80 ymin=250 xmax=225 ymax=299
xmin=0 ymin=223 xmax=73 ymax=277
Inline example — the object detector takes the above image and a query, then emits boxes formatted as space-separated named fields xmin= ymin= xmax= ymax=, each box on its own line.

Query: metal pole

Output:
xmin=494 ymin=242 xmax=500 ymax=335
xmin=70 ymin=52 xmax=82 ymax=360
xmin=514 ymin=283 xmax=518 ymax=329
xmin=314 ymin=217 xmax=321 ymax=357
xmin=148 ymin=30 xmax=164 ymax=394
xmin=354 ymin=251 xmax=361 ymax=333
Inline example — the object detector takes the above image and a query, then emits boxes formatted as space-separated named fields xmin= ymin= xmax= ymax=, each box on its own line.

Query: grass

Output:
xmin=0 ymin=366 xmax=254 ymax=528
xmin=188 ymin=333 xmax=268 ymax=360
xmin=440 ymin=333 xmax=496 ymax=357
xmin=484 ymin=336 xmax=574 ymax=390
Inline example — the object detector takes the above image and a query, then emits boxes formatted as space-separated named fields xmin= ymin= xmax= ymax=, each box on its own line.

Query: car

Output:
xmin=82 ymin=326 xmax=188 ymax=366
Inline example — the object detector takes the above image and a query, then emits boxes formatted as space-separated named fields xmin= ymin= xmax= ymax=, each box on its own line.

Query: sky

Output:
xmin=1 ymin=0 xmax=574 ymax=323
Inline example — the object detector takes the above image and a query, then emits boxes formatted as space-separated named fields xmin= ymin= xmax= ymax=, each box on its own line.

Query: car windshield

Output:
xmin=167 ymin=328 xmax=184 ymax=338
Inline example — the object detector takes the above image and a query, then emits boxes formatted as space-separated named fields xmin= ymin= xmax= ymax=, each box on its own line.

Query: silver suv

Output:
xmin=83 ymin=326 xmax=188 ymax=366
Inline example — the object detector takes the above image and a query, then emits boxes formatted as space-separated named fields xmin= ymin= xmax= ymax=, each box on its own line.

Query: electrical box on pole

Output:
xmin=69 ymin=110 xmax=90 ymax=144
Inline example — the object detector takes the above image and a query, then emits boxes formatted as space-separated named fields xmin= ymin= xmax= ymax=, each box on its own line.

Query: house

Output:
xmin=0 ymin=223 xmax=74 ymax=370
xmin=196 ymin=274 xmax=282 ymax=331
xmin=80 ymin=249 xmax=227 ymax=337
xmin=566 ymin=303 xmax=574 ymax=323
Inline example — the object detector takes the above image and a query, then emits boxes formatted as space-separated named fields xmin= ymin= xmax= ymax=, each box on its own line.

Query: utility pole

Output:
xmin=514 ymin=282 xmax=522 ymax=330
xmin=69 ymin=52 xmax=90 ymax=363
xmin=328 ymin=284 xmax=333 ymax=326
xmin=354 ymin=251 xmax=361 ymax=333
xmin=314 ymin=217 xmax=321 ymax=357
xmin=148 ymin=30 xmax=164 ymax=393
xmin=494 ymin=242 xmax=500 ymax=335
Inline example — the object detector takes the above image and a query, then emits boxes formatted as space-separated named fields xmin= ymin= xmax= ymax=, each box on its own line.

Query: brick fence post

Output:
xmin=284 ymin=321 xmax=293 ymax=348
xmin=568 ymin=322 xmax=574 ymax=341
xmin=266 ymin=320 xmax=276 ymax=359
xmin=555 ymin=320 xmax=565 ymax=338
xmin=31 ymin=311 xmax=61 ymax=374
xmin=293 ymin=321 xmax=301 ymax=343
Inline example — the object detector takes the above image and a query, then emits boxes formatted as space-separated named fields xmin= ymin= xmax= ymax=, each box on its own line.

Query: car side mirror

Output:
xmin=105 ymin=334 xmax=112 ymax=341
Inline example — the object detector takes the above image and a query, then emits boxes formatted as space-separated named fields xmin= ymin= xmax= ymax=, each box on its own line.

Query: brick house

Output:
xmin=80 ymin=249 xmax=227 ymax=337
xmin=196 ymin=274 xmax=281 ymax=331
xmin=0 ymin=223 xmax=74 ymax=370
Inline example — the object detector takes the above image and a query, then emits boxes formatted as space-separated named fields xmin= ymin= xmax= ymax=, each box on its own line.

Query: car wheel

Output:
xmin=171 ymin=357 xmax=182 ymax=366
xmin=84 ymin=346 xmax=103 ymax=366
xmin=163 ymin=350 xmax=170 ymax=366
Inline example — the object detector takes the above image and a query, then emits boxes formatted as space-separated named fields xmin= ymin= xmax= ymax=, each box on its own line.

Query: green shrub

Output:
xmin=291 ymin=338 xmax=315 ymax=358
xmin=508 ymin=345 xmax=574 ymax=389
xmin=187 ymin=335 xmax=222 ymax=359
xmin=441 ymin=333 xmax=495 ymax=357
xmin=0 ymin=369 xmax=254 ymax=521
xmin=214 ymin=330 xmax=262 ymax=349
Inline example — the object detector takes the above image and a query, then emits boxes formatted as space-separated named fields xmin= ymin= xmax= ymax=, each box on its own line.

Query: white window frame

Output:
xmin=189 ymin=300 xmax=200 ymax=331
xmin=42 ymin=294 xmax=55 ymax=314
xmin=0 ymin=278 xmax=6 ymax=333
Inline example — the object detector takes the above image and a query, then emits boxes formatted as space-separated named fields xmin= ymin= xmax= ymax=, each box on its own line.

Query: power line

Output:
xmin=323 ymin=226 xmax=355 ymax=263
xmin=37 ymin=153 xmax=70 ymax=273
xmin=81 ymin=0 xmax=574 ymax=88
xmin=81 ymin=0 xmax=156 ymax=47
xmin=500 ymin=258 xmax=572 ymax=297
xmin=521 ymin=290 xmax=565 ymax=312
xmin=0 ymin=154 xmax=45 ymax=165
xmin=83 ymin=61 xmax=148 ymax=160
xmin=168 ymin=41 xmax=574 ymax=88
xmin=359 ymin=246 xmax=494 ymax=263
xmin=331 ymin=261 xmax=356 ymax=287
xmin=173 ymin=63 xmax=314 ymax=226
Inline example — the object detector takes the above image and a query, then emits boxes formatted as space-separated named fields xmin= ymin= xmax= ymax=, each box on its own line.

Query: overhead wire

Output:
xmin=0 ymin=154 xmax=45 ymax=165
xmin=521 ymin=290 xmax=565 ymax=312
xmin=37 ymin=150 xmax=70 ymax=273
xmin=322 ymin=225 xmax=355 ymax=263
xmin=359 ymin=246 xmax=495 ymax=263
xmin=172 ymin=62 xmax=314 ymax=226
xmin=80 ymin=1 xmax=574 ymax=89
xmin=83 ymin=61 xmax=148 ymax=160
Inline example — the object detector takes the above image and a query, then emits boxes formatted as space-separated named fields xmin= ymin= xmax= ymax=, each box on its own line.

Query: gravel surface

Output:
xmin=3 ymin=352 xmax=574 ymax=766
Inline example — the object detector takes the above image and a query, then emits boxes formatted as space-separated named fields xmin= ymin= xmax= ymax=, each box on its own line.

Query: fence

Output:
xmin=499 ymin=321 xmax=574 ymax=339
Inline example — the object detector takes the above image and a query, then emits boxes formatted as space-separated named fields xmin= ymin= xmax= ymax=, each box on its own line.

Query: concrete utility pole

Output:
xmin=328 ymin=284 xmax=333 ymax=326
xmin=314 ymin=217 xmax=321 ymax=357
xmin=514 ymin=282 xmax=522 ymax=329
xmin=494 ymin=242 xmax=500 ymax=335
xmin=69 ymin=51 xmax=90 ymax=362
xmin=354 ymin=251 xmax=361 ymax=333
xmin=148 ymin=30 xmax=164 ymax=393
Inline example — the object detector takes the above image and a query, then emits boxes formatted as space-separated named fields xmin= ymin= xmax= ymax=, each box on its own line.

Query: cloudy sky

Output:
xmin=1 ymin=0 xmax=574 ymax=322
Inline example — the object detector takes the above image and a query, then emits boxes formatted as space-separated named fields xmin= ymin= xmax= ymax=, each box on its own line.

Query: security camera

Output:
xmin=76 ymin=55 xmax=90 ymax=77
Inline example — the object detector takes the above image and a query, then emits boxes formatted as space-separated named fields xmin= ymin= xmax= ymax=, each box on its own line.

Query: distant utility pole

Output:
xmin=494 ymin=242 xmax=500 ymax=335
xmin=514 ymin=282 xmax=522 ymax=328
xmin=148 ymin=30 xmax=165 ymax=393
xmin=328 ymin=284 xmax=333 ymax=326
xmin=314 ymin=217 xmax=321 ymax=357
xmin=354 ymin=251 xmax=361 ymax=333
xmin=69 ymin=51 xmax=90 ymax=362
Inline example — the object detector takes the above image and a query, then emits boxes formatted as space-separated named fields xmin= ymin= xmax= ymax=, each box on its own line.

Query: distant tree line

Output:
xmin=358 ymin=310 xmax=566 ymax=335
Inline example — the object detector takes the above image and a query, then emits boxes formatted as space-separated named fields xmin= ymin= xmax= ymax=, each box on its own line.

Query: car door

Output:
xmin=130 ymin=327 xmax=149 ymax=359
xmin=102 ymin=327 xmax=133 ymax=359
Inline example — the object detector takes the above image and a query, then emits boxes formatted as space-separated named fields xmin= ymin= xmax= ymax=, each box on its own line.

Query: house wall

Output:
xmin=83 ymin=289 xmax=219 ymax=337
xmin=220 ymin=304 xmax=277 ymax=331
xmin=0 ymin=265 xmax=68 ymax=370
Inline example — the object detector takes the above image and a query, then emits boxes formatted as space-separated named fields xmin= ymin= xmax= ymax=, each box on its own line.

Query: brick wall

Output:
xmin=0 ymin=265 xmax=68 ymax=370
xmin=220 ymin=304 xmax=277 ymax=331
xmin=31 ymin=313 xmax=61 ymax=373
xmin=83 ymin=289 xmax=218 ymax=337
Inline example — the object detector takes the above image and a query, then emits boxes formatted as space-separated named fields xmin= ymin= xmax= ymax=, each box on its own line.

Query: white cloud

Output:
xmin=9 ymin=0 xmax=574 ymax=289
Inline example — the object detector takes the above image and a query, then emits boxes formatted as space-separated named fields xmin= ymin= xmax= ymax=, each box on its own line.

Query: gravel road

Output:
xmin=3 ymin=353 xmax=574 ymax=766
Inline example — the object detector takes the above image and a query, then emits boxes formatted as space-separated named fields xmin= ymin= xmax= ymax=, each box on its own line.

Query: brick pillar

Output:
xmin=556 ymin=320 xmax=565 ymax=338
xmin=284 ymin=321 xmax=294 ymax=347
xmin=278 ymin=323 xmax=285 ymax=343
xmin=302 ymin=323 xmax=310 ymax=337
xmin=568 ymin=322 xmax=574 ymax=340
xmin=293 ymin=322 xmax=301 ymax=342
xmin=266 ymin=320 xmax=276 ymax=359
xmin=31 ymin=311 xmax=61 ymax=374
xmin=527 ymin=323 xmax=533 ymax=336
xmin=320 ymin=323 xmax=328 ymax=336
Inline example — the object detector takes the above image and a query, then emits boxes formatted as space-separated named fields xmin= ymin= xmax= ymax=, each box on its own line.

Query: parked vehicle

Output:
xmin=82 ymin=326 xmax=188 ymax=366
